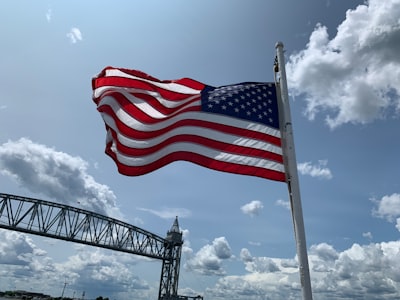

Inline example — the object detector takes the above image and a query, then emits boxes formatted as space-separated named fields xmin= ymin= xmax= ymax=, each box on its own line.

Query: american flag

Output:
xmin=92 ymin=67 xmax=285 ymax=182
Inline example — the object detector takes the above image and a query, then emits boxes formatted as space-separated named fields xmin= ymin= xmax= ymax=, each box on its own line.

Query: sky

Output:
xmin=1 ymin=0 xmax=400 ymax=299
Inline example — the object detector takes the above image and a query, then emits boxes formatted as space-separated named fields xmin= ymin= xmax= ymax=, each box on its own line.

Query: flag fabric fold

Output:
xmin=92 ymin=67 xmax=285 ymax=182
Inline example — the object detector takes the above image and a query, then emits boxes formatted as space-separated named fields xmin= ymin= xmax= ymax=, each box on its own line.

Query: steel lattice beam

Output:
xmin=0 ymin=193 xmax=167 ymax=259
xmin=0 ymin=193 xmax=199 ymax=299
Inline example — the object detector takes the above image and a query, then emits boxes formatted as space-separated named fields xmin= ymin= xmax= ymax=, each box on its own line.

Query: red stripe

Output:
xmin=101 ymin=67 xmax=206 ymax=91
xmin=94 ymin=77 xmax=201 ymax=101
xmin=98 ymin=90 xmax=201 ymax=119
xmin=93 ymin=68 xmax=205 ymax=101
xmin=109 ymin=130 xmax=283 ymax=163
xmin=92 ymin=67 xmax=286 ymax=182
xmin=105 ymin=146 xmax=286 ymax=182
xmin=98 ymin=105 xmax=281 ymax=147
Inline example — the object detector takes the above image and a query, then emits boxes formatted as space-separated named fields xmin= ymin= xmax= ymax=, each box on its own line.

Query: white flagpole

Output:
xmin=275 ymin=42 xmax=313 ymax=300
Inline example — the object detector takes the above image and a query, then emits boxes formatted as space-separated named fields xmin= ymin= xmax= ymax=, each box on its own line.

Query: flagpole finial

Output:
xmin=275 ymin=41 xmax=284 ymax=49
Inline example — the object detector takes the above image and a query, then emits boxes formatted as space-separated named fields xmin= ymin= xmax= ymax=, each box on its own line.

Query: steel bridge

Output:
xmin=0 ymin=193 xmax=202 ymax=300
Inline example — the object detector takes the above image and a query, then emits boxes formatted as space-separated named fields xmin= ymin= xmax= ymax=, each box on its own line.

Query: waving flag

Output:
xmin=92 ymin=67 xmax=285 ymax=181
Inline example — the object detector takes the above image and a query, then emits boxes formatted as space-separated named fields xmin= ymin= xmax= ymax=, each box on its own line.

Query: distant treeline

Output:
xmin=0 ymin=291 xmax=109 ymax=300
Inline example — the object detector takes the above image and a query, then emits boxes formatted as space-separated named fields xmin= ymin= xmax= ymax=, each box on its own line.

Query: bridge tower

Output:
xmin=159 ymin=217 xmax=183 ymax=300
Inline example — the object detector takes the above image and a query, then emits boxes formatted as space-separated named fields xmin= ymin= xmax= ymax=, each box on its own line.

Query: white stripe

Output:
xmin=110 ymin=141 xmax=285 ymax=173
xmin=98 ymin=96 xmax=281 ymax=138
xmin=102 ymin=114 xmax=282 ymax=156
xmin=98 ymin=94 xmax=201 ymax=120
xmin=105 ymin=69 xmax=201 ymax=95
xmin=94 ymin=86 xmax=200 ymax=109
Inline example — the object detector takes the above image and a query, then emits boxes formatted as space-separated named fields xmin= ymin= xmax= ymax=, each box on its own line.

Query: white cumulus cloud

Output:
xmin=297 ymin=160 xmax=332 ymax=179
xmin=0 ymin=138 xmax=121 ymax=219
xmin=0 ymin=230 xmax=45 ymax=266
xmin=206 ymin=241 xmax=400 ymax=299
xmin=275 ymin=199 xmax=291 ymax=210
xmin=185 ymin=237 xmax=233 ymax=276
xmin=240 ymin=248 xmax=280 ymax=273
xmin=286 ymin=0 xmax=400 ymax=128
xmin=240 ymin=200 xmax=264 ymax=217
xmin=372 ymin=193 xmax=400 ymax=222
xmin=0 ymin=230 xmax=153 ymax=299
xmin=66 ymin=27 xmax=83 ymax=44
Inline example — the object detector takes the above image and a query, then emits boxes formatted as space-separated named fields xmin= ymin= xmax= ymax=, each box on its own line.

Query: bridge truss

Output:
xmin=0 ymin=193 xmax=202 ymax=300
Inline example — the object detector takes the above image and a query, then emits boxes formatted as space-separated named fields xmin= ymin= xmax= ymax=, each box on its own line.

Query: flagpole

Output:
xmin=275 ymin=42 xmax=313 ymax=300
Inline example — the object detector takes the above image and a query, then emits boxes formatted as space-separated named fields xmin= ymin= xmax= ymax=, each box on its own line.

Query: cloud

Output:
xmin=0 ymin=229 xmax=58 ymax=285
xmin=316 ymin=242 xmax=400 ymax=298
xmin=286 ymin=0 xmax=400 ymax=128
xmin=0 ymin=230 xmax=155 ymax=300
xmin=0 ymin=138 xmax=121 ymax=219
xmin=372 ymin=193 xmax=400 ymax=222
xmin=205 ymin=241 xmax=400 ymax=299
xmin=297 ymin=160 xmax=332 ymax=179
xmin=4 ymin=226 xmax=400 ymax=299
xmin=248 ymin=241 xmax=261 ymax=247
xmin=363 ymin=231 xmax=373 ymax=240
xmin=240 ymin=200 xmax=264 ymax=217
xmin=0 ymin=230 xmax=45 ymax=266
xmin=309 ymin=242 xmax=339 ymax=262
xmin=240 ymin=248 xmax=253 ymax=262
xmin=275 ymin=199 xmax=290 ymax=210
xmin=185 ymin=237 xmax=233 ymax=276
xmin=57 ymin=247 xmax=150 ymax=294
xmin=137 ymin=207 xmax=192 ymax=219
xmin=46 ymin=9 xmax=52 ymax=22
xmin=66 ymin=27 xmax=83 ymax=44
xmin=240 ymin=248 xmax=280 ymax=273
xmin=372 ymin=193 xmax=400 ymax=234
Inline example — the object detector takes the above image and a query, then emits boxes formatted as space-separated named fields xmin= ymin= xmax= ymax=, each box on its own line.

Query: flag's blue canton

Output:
xmin=201 ymin=83 xmax=279 ymax=129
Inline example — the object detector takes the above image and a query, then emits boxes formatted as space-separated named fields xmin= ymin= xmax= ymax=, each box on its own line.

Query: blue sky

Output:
xmin=1 ymin=1 xmax=400 ymax=299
